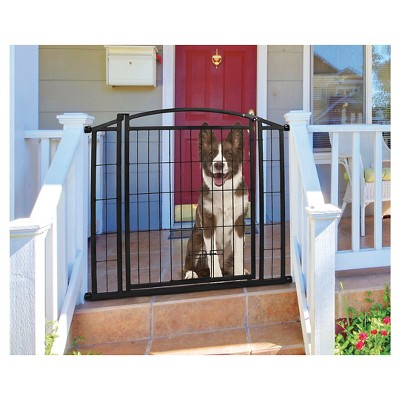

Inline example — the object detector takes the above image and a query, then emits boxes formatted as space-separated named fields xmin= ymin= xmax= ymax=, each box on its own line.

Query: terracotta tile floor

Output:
xmin=70 ymin=284 xmax=306 ymax=355
xmin=88 ymin=216 xmax=390 ymax=295
xmin=71 ymin=324 xmax=306 ymax=355
xmin=89 ymin=223 xmax=290 ymax=294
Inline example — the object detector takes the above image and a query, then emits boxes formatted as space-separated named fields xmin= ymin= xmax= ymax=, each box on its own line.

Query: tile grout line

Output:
xmin=144 ymin=295 xmax=156 ymax=355
xmin=243 ymin=288 xmax=252 ymax=355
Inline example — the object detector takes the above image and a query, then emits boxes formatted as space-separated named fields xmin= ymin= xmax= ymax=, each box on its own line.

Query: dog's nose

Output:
xmin=213 ymin=162 xmax=224 ymax=171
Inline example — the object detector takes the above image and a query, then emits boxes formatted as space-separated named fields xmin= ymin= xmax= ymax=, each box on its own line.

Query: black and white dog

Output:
xmin=184 ymin=122 xmax=249 ymax=279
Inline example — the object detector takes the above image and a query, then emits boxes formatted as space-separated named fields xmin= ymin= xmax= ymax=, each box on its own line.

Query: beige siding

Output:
xmin=267 ymin=46 xmax=304 ymax=221
xmin=267 ymin=45 xmax=303 ymax=124
xmin=39 ymin=45 xmax=163 ymax=129
xmin=40 ymin=45 xmax=304 ymax=128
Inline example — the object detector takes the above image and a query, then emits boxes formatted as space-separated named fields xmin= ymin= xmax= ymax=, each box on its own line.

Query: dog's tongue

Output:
xmin=214 ymin=173 xmax=224 ymax=187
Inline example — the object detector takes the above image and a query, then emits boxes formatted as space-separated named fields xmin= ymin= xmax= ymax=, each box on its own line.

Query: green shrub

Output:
xmin=45 ymin=322 xmax=100 ymax=355
xmin=45 ymin=321 xmax=58 ymax=355
xmin=335 ymin=285 xmax=391 ymax=355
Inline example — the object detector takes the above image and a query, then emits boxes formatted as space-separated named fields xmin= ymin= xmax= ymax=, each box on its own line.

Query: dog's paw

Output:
xmin=184 ymin=271 xmax=199 ymax=279
xmin=233 ymin=268 xmax=250 ymax=276
xmin=211 ymin=269 xmax=223 ymax=278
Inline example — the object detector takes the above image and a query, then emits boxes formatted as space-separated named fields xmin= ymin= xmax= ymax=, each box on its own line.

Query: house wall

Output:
xmin=39 ymin=45 xmax=164 ymax=128
xmin=38 ymin=45 xmax=306 ymax=229
xmin=267 ymin=45 xmax=303 ymax=125
xmin=39 ymin=45 xmax=164 ymax=231
xmin=267 ymin=45 xmax=304 ymax=220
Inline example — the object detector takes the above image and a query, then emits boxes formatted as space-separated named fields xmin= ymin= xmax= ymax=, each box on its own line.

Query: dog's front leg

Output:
xmin=232 ymin=233 xmax=245 ymax=275
xmin=233 ymin=216 xmax=248 ymax=275
xmin=203 ymin=231 xmax=222 ymax=277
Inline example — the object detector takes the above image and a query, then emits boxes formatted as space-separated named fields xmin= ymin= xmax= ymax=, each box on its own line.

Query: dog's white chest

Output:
xmin=205 ymin=190 xmax=246 ymax=225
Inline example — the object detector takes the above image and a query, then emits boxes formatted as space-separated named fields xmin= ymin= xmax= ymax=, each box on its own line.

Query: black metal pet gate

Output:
xmin=84 ymin=108 xmax=290 ymax=301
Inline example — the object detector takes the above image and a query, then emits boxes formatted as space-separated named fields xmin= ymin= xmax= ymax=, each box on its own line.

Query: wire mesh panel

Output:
xmin=86 ymin=109 xmax=290 ymax=300
xmin=257 ymin=120 xmax=288 ymax=281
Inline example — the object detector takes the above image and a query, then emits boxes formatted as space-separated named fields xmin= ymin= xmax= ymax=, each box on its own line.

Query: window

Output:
xmin=310 ymin=45 xmax=391 ymax=150
xmin=372 ymin=45 xmax=391 ymax=124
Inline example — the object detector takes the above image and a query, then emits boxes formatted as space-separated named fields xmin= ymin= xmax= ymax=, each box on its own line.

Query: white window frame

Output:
xmin=304 ymin=45 xmax=374 ymax=126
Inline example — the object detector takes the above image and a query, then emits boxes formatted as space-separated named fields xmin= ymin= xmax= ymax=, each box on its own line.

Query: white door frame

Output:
xmin=161 ymin=45 xmax=268 ymax=229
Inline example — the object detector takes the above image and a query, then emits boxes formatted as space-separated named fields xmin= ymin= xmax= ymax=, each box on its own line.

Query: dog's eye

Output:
xmin=226 ymin=152 xmax=232 ymax=157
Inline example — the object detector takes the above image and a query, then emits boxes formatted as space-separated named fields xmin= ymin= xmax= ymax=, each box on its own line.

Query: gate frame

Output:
xmin=85 ymin=108 xmax=291 ymax=301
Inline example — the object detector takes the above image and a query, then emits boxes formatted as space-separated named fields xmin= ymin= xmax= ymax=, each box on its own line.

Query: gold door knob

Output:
xmin=212 ymin=49 xmax=222 ymax=68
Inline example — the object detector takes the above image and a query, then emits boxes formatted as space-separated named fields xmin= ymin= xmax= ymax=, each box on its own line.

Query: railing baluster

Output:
xmin=374 ymin=131 xmax=383 ymax=249
xmin=351 ymin=132 xmax=361 ymax=250
xmin=330 ymin=132 xmax=339 ymax=207
xmin=40 ymin=138 xmax=50 ymax=186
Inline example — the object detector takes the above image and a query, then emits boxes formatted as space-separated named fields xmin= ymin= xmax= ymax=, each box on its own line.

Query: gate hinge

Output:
xmin=283 ymin=124 xmax=290 ymax=131
xmin=84 ymin=126 xmax=92 ymax=133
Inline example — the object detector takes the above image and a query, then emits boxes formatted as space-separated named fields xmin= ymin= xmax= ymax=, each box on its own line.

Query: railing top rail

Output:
xmin=25 ymin=130 xmax=63 ymax=139
xmin=307 ymin=124 xmax=391 ymax=133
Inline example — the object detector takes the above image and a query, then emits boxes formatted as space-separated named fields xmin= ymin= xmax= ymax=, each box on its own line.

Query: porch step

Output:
xmin=335 ymin=267 xmax=390 ymax=317
xmin=67 ymin=284 xmax=305 ymax=355
xmin=67 ymin=267 xmax=389 ymax=355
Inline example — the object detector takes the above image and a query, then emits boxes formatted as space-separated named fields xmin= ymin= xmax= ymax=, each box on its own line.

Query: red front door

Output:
xmin=174 ymin=45 xmax=257 ymax=216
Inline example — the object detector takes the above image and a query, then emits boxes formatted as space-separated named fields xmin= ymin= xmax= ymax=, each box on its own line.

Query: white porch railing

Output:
xmin=308 ymin=123 xmax=391 ymax=270
xmin=285 ymin=110 xmax=391 ymax=355
xmin=9 ymin=113 xmax=94 ymax=355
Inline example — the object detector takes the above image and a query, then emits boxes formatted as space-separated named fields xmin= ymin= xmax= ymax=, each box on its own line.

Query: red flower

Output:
xmin=358 ymin=332 xmax=368 ymax=341
xmin=371 ymin=329 xmax=378 ymax=335
xmin=355 ymin=341 xmax=365 ymax=350
xmin=382 ymin=317 xmax=391 ymax=325
xmin=381 ymin=330 xmax=388 ymax=336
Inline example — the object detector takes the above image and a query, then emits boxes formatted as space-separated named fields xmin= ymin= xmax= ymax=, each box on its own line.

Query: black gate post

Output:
xmin=115 ymin=114 xmax=124 ymax=293
xmin=123 ymin=113 xmax=131 ymax=291
xmin=88 ymin=125 xmax=98 ymax=297
xmin=257 ymin=119 xmax=265 ymax=279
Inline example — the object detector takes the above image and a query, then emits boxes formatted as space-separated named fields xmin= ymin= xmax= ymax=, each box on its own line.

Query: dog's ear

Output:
xmin=226 ymin=122 xmax=244 ymax=151
xmin=198 ymin=123 xmax=216 ymax=152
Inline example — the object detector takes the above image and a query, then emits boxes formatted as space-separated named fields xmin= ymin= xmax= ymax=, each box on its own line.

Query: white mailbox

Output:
xmin=105 ymin=46 xmax=158 ymax=87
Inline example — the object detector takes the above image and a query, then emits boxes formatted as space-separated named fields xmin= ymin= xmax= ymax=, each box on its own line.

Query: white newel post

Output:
xmin=306 ymin=205 xmax=341 ymax=355
xmin=55 ymin=113 xmax=94 ymax=304
xmin=10 ymin=220 xmax=50 ymax=355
